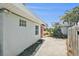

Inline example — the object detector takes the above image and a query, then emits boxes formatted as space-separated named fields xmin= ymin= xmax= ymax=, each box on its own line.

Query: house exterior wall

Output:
xmin=2 ymin=11 xmax=41 ymax=56
xmin=60 ymin=21 xmax=69 ymax=35
xmin=0 ymin=11 xmax=3 ymax=56
xmin=61 ymin=27 xmax=68 ymax=35
xmin=0 ymin=4 xmax=44 ymax=25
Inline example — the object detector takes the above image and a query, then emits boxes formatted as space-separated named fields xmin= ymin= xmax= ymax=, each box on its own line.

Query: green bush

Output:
xmin=52 ymin=27 xmax=64 ymax=38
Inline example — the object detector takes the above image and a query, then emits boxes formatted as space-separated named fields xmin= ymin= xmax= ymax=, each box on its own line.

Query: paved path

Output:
xmin=35 ymin=37 xmax=67 ymax=56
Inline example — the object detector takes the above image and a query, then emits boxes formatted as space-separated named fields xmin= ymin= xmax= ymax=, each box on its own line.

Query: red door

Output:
xmin=40 ymin=24 xmax=45 ymax=38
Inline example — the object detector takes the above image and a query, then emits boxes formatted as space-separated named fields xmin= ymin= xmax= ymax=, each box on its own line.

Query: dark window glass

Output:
xmin=35 ymin=26 xmax=39 ymax=35
xmin=19 ymin=19 xmax=26 ymax=27
xmin=77 ymin=31 xmax=79 ymax=35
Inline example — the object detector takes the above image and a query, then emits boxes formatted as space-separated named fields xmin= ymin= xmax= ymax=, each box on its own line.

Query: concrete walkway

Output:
xmin=35 ymin=37 xmax=67 ymax=56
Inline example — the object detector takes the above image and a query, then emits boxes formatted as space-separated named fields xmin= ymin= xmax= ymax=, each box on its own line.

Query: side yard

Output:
xmin=18 ymin=37 xmax=67 ymax=56
xmin=35 ymin=37 xmax=67 ymax=56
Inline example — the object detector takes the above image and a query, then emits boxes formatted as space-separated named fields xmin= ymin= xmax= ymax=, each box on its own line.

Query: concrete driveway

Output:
xmin=35 ymin=37 xmax=67 ymax=56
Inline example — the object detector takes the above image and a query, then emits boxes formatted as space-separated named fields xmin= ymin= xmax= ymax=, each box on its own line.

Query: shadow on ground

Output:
xmin=18 ymin=39 xmax=44 ymax=56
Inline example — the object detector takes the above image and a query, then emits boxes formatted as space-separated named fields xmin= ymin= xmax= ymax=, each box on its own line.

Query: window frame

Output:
xmin=35 ymin=25 xmax=39 ymax=35
xmin=19 ymin=19 xmax=26 ymax=27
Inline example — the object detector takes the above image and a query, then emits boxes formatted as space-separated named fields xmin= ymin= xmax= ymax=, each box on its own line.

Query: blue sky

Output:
xmin=25 ymin=3 xmax=79 ymax=27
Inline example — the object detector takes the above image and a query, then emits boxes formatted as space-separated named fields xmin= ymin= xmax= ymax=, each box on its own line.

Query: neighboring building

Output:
xmin=60 ymin=21 xmax=70 ymax=36
xmin=0 ymin=3 xmax=45 ymax=56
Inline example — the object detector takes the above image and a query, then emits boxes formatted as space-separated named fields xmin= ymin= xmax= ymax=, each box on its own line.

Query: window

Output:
xmin=63 ymin=21 xmax=64 ymax=24
xmin=77 ymin=31 xmax=79 ymax=35
xmin=35 ymin=26 xmax=39 ymax=35
xmin=19 ymin=19 xmax=26 ymax=27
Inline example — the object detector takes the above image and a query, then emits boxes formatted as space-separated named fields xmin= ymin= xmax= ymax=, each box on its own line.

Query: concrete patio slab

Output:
xmin=35 ymin=37 xmax=67 ymax=56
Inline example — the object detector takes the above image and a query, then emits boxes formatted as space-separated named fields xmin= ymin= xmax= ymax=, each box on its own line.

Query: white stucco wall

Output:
xmin=0 ymin=12 xmax=3 ymax=55
xmin=60 ymin=21 xmax=69 ymax=35
xmin=61 ymin=27 xmax=68 ymax=35
xmin=2 ymin=11 xmax=41 ymax=56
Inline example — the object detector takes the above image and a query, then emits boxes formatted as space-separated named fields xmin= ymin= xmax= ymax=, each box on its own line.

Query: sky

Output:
xmin=25 ymin=3 xmax=79 ymax=27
